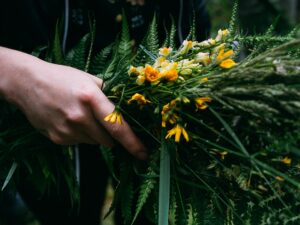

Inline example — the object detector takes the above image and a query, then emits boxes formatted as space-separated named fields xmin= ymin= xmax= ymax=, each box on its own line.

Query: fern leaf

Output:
xmin=131 ymin=164 xmax=157 ymax=225
xmin=65 ymin=34 xmax=90 ymax=70
xmin=186 ymin=15 xmax=196 ymax=41
xmin=121 ymin=179 xmax=134 ymax=224
xmin=84 ymin=18 xmax=96 ymax=72
xmin=169 ymin=17 xmax=177 ymax=49
xmin=228 ymin=1 xmax=239 ymax=34
xmin=287 ymin=25 xmax=300 ymax=39
xmin=145 ymin=14 xmax=159 ymax=54
xmin=118 ymin=12 xmax=132 ymax=59
xmin=99 ymin=146 xmax=118 ymax=181
xmin=89 ymin=44 xmax=113 ymax=75
xmin=99 ymin=47 xmax=119 ymax=80
xmin=52 ymin=21 xmax=64 ymax=64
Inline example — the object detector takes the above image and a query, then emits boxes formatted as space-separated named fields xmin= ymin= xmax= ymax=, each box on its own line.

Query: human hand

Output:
xmin=0 ymin=47 xmax=147 ymax=160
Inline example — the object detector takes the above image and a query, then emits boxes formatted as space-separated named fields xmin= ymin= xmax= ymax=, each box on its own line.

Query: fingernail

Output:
xmin=137 ymin=151 xmax=148 ymax=160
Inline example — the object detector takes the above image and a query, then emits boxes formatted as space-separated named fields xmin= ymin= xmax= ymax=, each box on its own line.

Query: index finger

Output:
xmin=91 ymin=91 xmax=148 ymax=160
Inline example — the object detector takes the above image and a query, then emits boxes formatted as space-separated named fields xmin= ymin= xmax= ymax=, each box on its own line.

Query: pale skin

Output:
xmin=0 ymin=47 xmax=147 ymax=160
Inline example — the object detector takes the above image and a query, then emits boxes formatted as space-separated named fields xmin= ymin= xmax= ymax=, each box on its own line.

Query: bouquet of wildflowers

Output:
xmin=97 ymin=10 xmax=300 ymax=225
xmin=1 ymin=4 xmax=300 ymax=225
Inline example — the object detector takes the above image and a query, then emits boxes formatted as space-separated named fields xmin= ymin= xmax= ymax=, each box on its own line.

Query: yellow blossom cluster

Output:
xmin=104 ymin=29 xmax=237 ymax=143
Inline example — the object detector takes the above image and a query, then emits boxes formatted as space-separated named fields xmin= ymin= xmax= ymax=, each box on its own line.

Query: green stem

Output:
xmin=158 ymin=136 xmax=171 ymax=225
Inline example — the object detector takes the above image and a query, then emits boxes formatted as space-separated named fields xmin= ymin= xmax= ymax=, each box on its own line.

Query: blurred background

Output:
xmin=0 ymin=1 xmax=299 ymax=225
xmin=208 ymin=0 xmax=299 ymax=35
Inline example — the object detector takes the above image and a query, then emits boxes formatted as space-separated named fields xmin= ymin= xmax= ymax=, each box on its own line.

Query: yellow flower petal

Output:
xmin=165 ymin=125 xmax=189 ymax=143
xmin=281 ymin=156 xmax=292 ymax=166
xmin=104 ymin=111 xmax=123 ymax=125
xmin=195 ymin=97 xmax=212 ymax=110
xmin=219 ymin=59 xmax=236 ymax=69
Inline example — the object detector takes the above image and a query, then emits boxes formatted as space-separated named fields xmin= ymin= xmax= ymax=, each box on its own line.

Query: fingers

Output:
xmin=77 ymin=107 xmax=115 ymax=147
xmin=39 ymin=127 xmax=97 ymax=145
xmin=91 ymin=91 xmax=148 ymax=160
xmin=88 ymin=75 xmax=104 ymax=90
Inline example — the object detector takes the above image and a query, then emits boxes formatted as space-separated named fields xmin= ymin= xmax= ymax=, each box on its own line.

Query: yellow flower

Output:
xmin=281 ymin=156 xmax=292 ymax=166
xmin=179 ymin=40 xmax=194 ymax=54
xmin=136 ymin=75 xmax=146 ymax=85
xmin=144 ymin=65 xmax=161 ymax=83
xmin=219 ymin=151 xmax=228 ymax=160
xmin=216 ymin=46 xmax=236 ymax=69
xmin=161 ymin=102 xmax=178 ymax=127
xmin=104 ymin=110 xmax=123 ymax=125
xmin=216 ymin=47 xmax=234 ymax=62
xmin=162 ymin=69 xmax=178 ymax=81
xmin=194 ymin=52 xmax=211 ymax=66
xmin=200 ymin=77 xmax=209 ymax=83
xmin=128 ymin=93 xmax=151 ymax=105
xmin=275 ymin=176 xmax=284 ymax=182
xmin=219 ymin=59 xmax=236 ymax=69
xmin=159 ymin=47 xmax=172 ymax=57
xmin=195 ymin=97 xmax=212 ymax=110
xmin=165 ymin=124 xmax=189 ymax=142
xmin=215 ymin=29 xmax=230 ymax=42
xmin=128 ymin=66 xmax=144 ymax=76
xmin=198 ymin=38 xmax=216 ymax=47
xmin=154 ymin=57 xmax=167 ymax=67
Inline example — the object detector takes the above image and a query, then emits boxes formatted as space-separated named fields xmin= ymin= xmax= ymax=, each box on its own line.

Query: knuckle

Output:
xmin=77 ymin=89 xmax=95 ymax=103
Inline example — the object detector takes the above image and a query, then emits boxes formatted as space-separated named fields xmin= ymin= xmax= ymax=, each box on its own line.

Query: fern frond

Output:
xmin=144 ymin=14 xmax=159 ymax=54
xmin=118 ymin=12 xmax=132 ymax=59
xmin=169 ymin=17 xmax=177 ymax=49
xmin=98 ymin=43 xmax=119 ymax=80
xmin=228 ymin=1 xmax=239 ymax=34
xmin=174 ymin=181 xmax=189 ymax=225
xmin=121 ymin=180 xmax=134 ymax=224
xmin=115 ymin=159 xmax=134 ymax=224
xmin=287 ymin=25 xmax=300 ymax=39
xmin=65 ymin=34 xmax=90 ymax=70
xmin=186 ymin=15 xmax=196 ymax=41
xmin=131 ymin=163 xmax=157 ymax=225
xmin=84 ymin=18 xmax=96 ymax=72
xmin=99 ymin=146 xmax=118 ymax=181
xmin=89 ymin=44 xmax=113 ymax=75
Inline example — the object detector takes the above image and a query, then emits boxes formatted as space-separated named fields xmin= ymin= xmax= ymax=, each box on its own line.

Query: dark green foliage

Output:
xmin=52 ymin=21 xmax=64 ymax=64
xmin=89 ymin=44 xmax=114 ymax=75
xmin=131 ymin=161 xmax=157 ymax=225
xmin=65 ymin=34 xmax=91 ymax=70
xmin=143 ymin=15 xmax=159 ymax=54
xmin=167 ymin=17 xmax=177 ymax=49
xmin=99 ymin=146 xmax=118 ymax=181
xmin=228 ymin=1 xmax=239 ymax=34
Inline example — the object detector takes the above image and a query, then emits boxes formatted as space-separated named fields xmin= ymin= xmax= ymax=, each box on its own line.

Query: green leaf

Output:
xmin=144 ymin=14 xmax=159 ymax=54
xmin=228 ymin=1 xmax=239 ymax=34
xmin=84 ymin=18 xmax=96 ymax=72
xmin=158 ymin=136 xmax=171 ymax=225
xmin=52 ymin=21 xmax=64 ymax=64
xmin=121 ymin=180 xmax=134 ymax=224
xmin=90 ymin=44 xmax=113 ymax=75
xmin=65 ymin=34 xmax=90 ymax=70
xmin=99 ymin=146 xmax=118 ymax=182
xmin=2 ymin=162 xmax=18 ymax=191
xmin=118 ymin=12 xmax=132 ymax=59
xmin=131 ymin=162 xmax=157 ymax=225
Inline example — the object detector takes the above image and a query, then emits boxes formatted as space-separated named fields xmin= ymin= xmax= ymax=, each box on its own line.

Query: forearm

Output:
xmin=0 ymin=47 xmax=41 ymax=104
